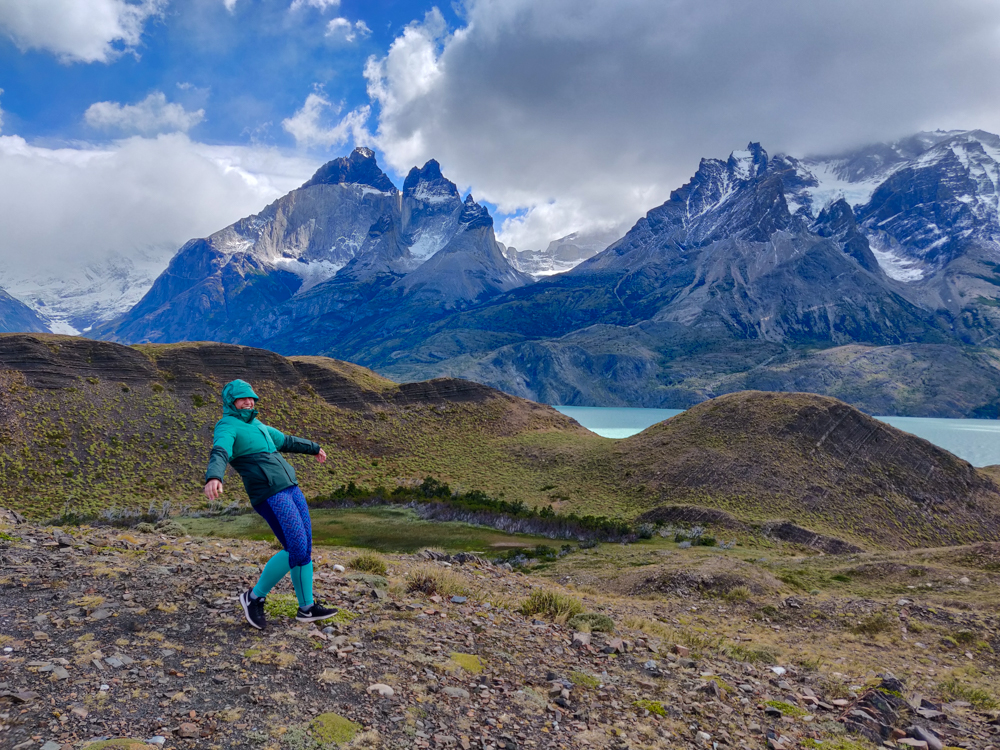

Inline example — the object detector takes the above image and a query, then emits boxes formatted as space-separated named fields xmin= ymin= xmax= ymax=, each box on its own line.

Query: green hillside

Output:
xmin=4 ymin=333 xmax=1000 ymax=551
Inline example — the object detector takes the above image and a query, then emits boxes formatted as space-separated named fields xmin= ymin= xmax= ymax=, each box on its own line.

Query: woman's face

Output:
xmin=234 ymin=397 xmax=256 ymax=410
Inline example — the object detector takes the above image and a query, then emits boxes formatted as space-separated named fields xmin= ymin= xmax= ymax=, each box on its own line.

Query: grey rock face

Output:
xmin=96 ymin=132 xmax=1000 ymax=416
xmin=100 ymin=148 xmax=529 ymax=349
xmin=358 ymin=139 xmax=1000 ymax=416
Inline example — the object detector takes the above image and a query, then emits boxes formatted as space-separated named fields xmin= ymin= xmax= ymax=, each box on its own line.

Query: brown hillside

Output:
xmin=605 ymin=391 xmax=1000 ymax=548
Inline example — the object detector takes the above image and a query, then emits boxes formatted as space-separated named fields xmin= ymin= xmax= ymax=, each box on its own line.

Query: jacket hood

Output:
xmin=222 ymin=379 xmax=260 ymax=422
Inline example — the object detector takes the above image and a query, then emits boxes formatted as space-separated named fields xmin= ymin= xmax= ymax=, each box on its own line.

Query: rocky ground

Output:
xmin=1 ymin=522 xmax=999 ymax=750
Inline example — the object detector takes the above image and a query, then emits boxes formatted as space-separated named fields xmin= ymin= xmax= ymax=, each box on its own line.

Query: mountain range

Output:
xmin=11 ymin=131 xmax=1000 ymax=416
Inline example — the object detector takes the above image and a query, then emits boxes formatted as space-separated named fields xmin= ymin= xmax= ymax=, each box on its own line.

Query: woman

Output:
xmin=204 ymin=379 xmax=336 ymax=630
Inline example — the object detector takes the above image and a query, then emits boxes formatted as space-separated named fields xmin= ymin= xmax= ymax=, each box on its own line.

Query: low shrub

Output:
xmin=568 ymin=613 xmax=615 ymax=633
xmin=404 ymin=564 xmax=468 ymax=597
xmin=721 ymin=585 xmax=752 ymax=602
xmin=636 ymin=522 xmax=656 ymax=540
xmin=349 ymin=553 xmax=388 ymax=576
xmin=519 ymin=589 xmax=584 ymax=620
xmin=851 ymin=612 xmax=894 ymax=637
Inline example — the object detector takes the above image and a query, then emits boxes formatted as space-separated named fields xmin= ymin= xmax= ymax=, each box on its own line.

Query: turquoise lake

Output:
xmin=553 ymin=405 xmax=1000 ymax=468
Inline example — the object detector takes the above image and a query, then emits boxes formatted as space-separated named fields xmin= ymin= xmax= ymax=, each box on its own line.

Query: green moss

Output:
xmin=311 ymin=712 xmax=361 ymax=744
xmin=633 ymin=699 xmax=667 ymax=716
xmin=765 ymin=700 xmax=808 ymax=717
xmin=939 ymin=678 xmax=999 ymax=710
xmin=702 ymin=674 xmax=737 ymax=693
xmin=802 ymin=739 xmax=874 ymax=750
xmin=82 ymin=740 xmax=151 ymax=749
xmin=263 ymin=594 xmax=300 ymax=619
xmin=569 ymin=671 xmax=600 ymax=688
xmin=448 ymin=652 xmax=485 ymax=674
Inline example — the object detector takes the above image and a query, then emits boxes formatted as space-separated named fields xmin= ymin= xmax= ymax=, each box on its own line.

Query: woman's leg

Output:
xmin=251 ymin=550 xmax=289 ymax=600
xmin=252 ymin=488 xmax=309 ymax=600
xmin=287 ymin=487 xmax=314 ymax=608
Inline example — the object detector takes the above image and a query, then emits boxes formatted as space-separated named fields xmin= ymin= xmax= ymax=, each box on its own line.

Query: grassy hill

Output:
xmin=3 ymin=333 xmax=1000 ymax=550
xmin=0 ymin=333 xmax=600 ymax=521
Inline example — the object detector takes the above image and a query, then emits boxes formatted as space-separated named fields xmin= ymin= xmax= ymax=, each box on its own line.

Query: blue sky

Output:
xmin=0 ymin=0 xmax=446 ymax=163
xmin=2 ymin=0 xmax=1000 ymax=284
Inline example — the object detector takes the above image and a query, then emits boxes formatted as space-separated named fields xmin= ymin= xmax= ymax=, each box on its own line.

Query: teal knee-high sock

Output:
xmin=289 ymin=562 xmax=314 ymax=609
xmin=252 ymin=550 xmax=290 ymax=599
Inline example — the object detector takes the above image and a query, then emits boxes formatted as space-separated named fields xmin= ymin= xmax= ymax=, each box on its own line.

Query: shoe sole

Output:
xmin=239 ymin=591 xmax=265 ymax=630
xmin=295 ymin=610 xmax=338 ymax=623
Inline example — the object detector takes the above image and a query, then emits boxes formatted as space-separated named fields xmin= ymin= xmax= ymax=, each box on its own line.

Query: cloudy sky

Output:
xmin=2 ymin=0 xmax=1000 ymax=278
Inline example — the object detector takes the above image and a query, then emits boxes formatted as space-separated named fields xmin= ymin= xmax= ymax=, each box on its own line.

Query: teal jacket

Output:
xmin=204 ymin=379 xmax=320 ymax=506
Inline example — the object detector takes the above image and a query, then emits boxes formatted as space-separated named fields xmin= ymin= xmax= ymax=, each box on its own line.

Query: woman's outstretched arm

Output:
xmin=269 ymin=427 xmax=326 ymax=463
xmin=204 ymin=423 xmax=236 ymax=499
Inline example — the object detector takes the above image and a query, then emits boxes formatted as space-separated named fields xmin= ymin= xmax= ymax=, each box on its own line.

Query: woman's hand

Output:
xmin=316 ymin=448 xmax=327 ymax=465
xmin=204 ymin=479 xmax=223 ymax=500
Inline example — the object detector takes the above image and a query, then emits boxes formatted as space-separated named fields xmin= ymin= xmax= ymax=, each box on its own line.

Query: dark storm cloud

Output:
xmin=363 ymin=0 xmax=1000 ymax=248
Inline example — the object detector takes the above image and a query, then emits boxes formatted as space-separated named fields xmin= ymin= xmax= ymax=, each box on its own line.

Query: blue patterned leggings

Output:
xmin=254 ymin=485 xmax=312 ymax=568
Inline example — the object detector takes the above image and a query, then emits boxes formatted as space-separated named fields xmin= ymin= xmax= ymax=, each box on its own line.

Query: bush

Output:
xmin=155 ymin=520 xmax=186 ymax=537
xmin=310 ymin=476 xmax=635 ymax=542
xmin=635 ymin=522 xmax=656 ymax=540
xmin=721 ymin=585 xmax=752 ymax=602
xmin=349 ymin=553 xmax=388 ymax=576
xmin=404 ymin=564 xmax=468 ymax=597
xmin=568 ymin=613 xmax=615 ymax=633
xmin=519 ymin=589 xmax=584 ymax=620
xmin=851 ymin=611 xmax=894 ymax=637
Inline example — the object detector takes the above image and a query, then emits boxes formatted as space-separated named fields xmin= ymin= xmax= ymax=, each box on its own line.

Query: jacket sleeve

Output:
xmin=205 ymin=422 xmax=234 ymax=484
xmin=276 ymin=430 xmax=321 ymax=455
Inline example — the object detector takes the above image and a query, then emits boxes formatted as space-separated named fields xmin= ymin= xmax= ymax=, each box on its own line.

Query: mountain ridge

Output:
xmin=23 ymin=132 xmax=1000 ymax=416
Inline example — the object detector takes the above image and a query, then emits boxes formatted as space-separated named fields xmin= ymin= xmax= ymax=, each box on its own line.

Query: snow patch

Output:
xmin=47 ymin=319 xmax=80 ymax=336
xmin=730 ymin=150 xmax=754 ymax=180
xmin=869 ymin=246 xmax=926 ymax=282
xmin=411 ymin=183 xmax=456 ymax=205
xmin=0 ymin=247 xmax=174 ymax=332
xmin=801 ymin=160 xmax=895 ymax=216
xmin=408 ymin=228 xmax=451 ymax=261
xmin=216 ymin=235 xmax=255 ymax=255
xmin=271 ymin=257 xmax=345 ymax=293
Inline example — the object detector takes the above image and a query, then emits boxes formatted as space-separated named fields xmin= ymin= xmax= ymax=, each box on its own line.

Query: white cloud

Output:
xmin=0 ymin=0 xmax=165 ymax=64
xmin=362 ymin=0 xmax=1000 ymax=251
xmin=282 ymin=92 xmax=370 ymax=148
xmin=84 ymin=91 xmax=205 ymax=134
xmin=0 ymin=131 xmax=318 ymax=279
xmin=223 ymin=0 xmax=238 ymax=12
xmin=0 ymin=89 xmax=5 ymax=135
xmin=289 ymin=0 xmax=340 ymax=11
xmin=325 ymin=17 xmax=371 ymax=42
